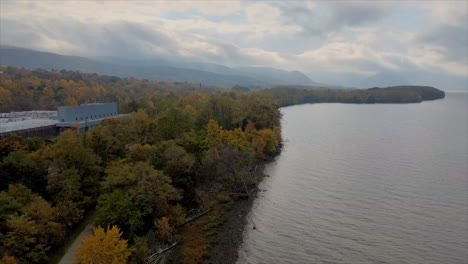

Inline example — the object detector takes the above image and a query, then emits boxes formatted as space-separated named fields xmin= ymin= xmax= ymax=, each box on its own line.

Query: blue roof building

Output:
xmin=56 ymin=102 xmax=126 ymax=131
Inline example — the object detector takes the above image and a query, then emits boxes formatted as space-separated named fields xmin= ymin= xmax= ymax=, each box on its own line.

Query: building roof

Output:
xmin=0 ymin=119 xmax=59 ymax=133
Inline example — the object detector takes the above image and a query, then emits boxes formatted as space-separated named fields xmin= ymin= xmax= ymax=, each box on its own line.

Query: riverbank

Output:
xmin=162 ymin=162 xmax=270 ymax=264
xmin=207 ymin=163 xmax=267 ymax=264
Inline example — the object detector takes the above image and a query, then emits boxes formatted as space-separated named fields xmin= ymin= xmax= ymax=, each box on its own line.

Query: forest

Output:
xmin=0 ymin=67 xmax=281 ymax=263
xmin=261 ymin=85 xmax=445 ymax=106
xmin=0 ymin=67 xmax=445 ymax=263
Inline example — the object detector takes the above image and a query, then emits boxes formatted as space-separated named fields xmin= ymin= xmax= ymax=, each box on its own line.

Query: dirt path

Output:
xmin=58 ymin=224 xmax=94 ymax=264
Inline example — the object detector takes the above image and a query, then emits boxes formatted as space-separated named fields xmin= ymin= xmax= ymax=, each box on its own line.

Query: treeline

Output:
xmin=259 ymin=86 xmax=445 ymax=107
xmin=0 ymin=68 xmax=281 ymax=263
xmin=0 ymin=67 xmax=445 ymax=113
xmin=0 ymin=66 xmax=218 ymax=113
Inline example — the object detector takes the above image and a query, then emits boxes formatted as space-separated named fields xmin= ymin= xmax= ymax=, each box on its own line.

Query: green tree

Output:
xmin=0 ymin=151 xmax=48 ymax=195
xmin=87 ymin=125 xmax=120 ymax=164
xmin=0 ymin=185 xmax=64 ymax=263
xmin=102 ymin=161 xmax=181 ymax=216
xmin=95 ymin=191 xmax=144 ymax=240
xmin=44 ymin=130 xmax=101 ymax=206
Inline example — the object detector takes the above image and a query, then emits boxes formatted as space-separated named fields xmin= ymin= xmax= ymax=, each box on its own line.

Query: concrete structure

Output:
xmin=0 ymin=102 xmax=127 ymax=138
xmin=0 ymin=119 xmax=59 ymax=133
xmin=0 ymin=124 xmax=59 ymax=138
xmin=0 ymin=110 xmax=58 ymax=133
xmin=1 ymin=111 xmax=57 ymax=120
xmin=58 ymin=103 xmax=118 ymax=122
xmin=56 ymin=103 xmax=125 ymax=131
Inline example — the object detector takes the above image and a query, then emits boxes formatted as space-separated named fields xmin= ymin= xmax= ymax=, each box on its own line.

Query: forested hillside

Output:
xmin=0 ymin=67 xmax=445 ymax=113
xmin=0 ymin=66 xmax=218 ymax=113
xmin=0 ymin=47 xmax=314 ymax=88
xmin=0 ymin=67 xmax=281 ymax=263
xmin=260 ymin=85 xmax=445 ymax=106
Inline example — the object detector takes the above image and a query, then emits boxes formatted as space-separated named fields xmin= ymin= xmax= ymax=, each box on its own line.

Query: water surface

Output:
xmin=238 ymin=93 xmax=468 ymax=264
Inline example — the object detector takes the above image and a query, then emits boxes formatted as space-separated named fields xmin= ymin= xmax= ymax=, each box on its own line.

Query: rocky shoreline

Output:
xmin=206 ymin=163 xmax=268 ymax=264
xmin=162 ymin=159 xmax=274 ymax=264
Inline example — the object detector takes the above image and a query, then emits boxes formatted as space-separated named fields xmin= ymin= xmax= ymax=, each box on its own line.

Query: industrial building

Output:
xmin=56 ymin=102 xmax=120 ymax=130
xmin=0 ymin=102 xmax=126 ymax=138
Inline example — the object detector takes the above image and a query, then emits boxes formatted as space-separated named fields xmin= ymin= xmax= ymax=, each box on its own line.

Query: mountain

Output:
xmin=95 ymin=57 xmax=316 ymax=86
xmin=359 ymin=71 xmax=412 ymax=88
xmin=233 ymin=67 xmax=316 ymax=86
xmin=0 ymin=46 xmax=315 ymax=88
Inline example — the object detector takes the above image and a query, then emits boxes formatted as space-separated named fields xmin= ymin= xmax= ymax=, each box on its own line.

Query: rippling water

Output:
xmin=237 ymin=93 xmax=468 ymax=264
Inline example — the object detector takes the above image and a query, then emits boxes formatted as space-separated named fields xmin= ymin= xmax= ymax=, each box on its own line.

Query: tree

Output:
xmin=155 ymin=217 xmax=173 ymax=242
xmin=102 ymin=161 xmax=181 ymax=215
xmin=74 ymin=226 xmax=130 ymax=264
xmin=87 ymin=125 xmax=120 ymax=164
xmin=0 ymin=151 xmax=48 ymax=195
xmin=95 ymin=191 xmax=144 ymax=241
xmin=163 ymin=145 xmax=196 ymax=178
xmin=0 ymin=185 xmax=64 ymax=264
xmin=153 ymin=106 xmax=195 ymax=141
xmin=0 ymin=136 xmax=25 ymax=159
xmin=161 ymin=146 xmax=196 ymax=207
xmin=47 ymin=168 xmax=82 ymax=202
xmin=55 ymin=199 xmax=84 ymax=229
xmin=44 ymin=130 xmax=101 ymax=207
xmin=127 ymin=144 xmax=155 ymax=163
xmin=208 ymin=144 xmax=254 ymax=193
xmin=0 ymin=255 xmax=18 ymax=264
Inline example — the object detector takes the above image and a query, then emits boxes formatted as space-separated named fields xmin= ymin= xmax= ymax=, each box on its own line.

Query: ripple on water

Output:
xmin=237 ymin=94 xmax=468 ymax=264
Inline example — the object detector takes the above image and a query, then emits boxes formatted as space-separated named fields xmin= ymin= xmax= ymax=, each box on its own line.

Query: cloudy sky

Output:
xmin=1 ymin=1 xmax=467 ymax=90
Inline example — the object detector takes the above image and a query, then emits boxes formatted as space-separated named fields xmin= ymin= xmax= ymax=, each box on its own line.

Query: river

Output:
xmin=237 ymin=92 xmax=468 ymax=264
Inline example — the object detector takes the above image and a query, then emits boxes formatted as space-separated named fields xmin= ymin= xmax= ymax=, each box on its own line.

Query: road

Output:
xmin=58 ymin=224 xmax=94 ymax=264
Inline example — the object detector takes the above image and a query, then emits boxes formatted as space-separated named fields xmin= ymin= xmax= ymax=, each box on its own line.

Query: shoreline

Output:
xmin=206 ymin=162 xmax=269 ymax=264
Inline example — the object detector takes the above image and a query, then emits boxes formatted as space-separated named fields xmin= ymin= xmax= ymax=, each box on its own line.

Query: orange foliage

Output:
xmin=74 ymin=226 xmax=130 ymax=264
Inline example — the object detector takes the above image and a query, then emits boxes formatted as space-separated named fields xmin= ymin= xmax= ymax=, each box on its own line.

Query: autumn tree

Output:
xmin=155 ymin=217 xmax=173 ymax=243
xmin=96 ymin=162 xmax=181 ymax=239
xmin=0 ymin=185 xmax=64 ymax=263
xmin=95 ymin=191 xmax=144 ymax=241
xmin=74 ymin=226 xmax=130 ymax=264
xmin=0 ymin=151 xmax=48 ymax=195
xmin=161 ymin=145 xmax=196 ymax=207
xmin=43 ymin=130 xmax=101 ymax=207
xmin=87 ymin=125 xmax=121 ymax=164
xmin=0 ymin=136 xmax=25 ymax=160
xmin=0 ymin=255 xmax=18 ymax=264
xmin=127 ymin=144 xmax=155 ymax=163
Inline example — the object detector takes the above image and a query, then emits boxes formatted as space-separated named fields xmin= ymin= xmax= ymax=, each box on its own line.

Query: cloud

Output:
xmin=0 ymin=1 xmax=243 ymax=23
xmin=0 ymin=0 xmax=467 ymax=90
xmin=424 ymin=1 xmax=468 ymax=26
xmin=0 ymin=13 xmax=287 ymax=68
xmin=274 ymin=1 xmax=394 ymax=36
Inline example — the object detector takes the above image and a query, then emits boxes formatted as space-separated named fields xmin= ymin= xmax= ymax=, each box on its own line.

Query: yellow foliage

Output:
xmin=127 ymin=144 xmax=154 ymax=162
xmin=155 ymin=217 xmax=174 ymax=242
xmin=259 ymin=129 xmax=279 ymax=153
xmin=221 ymin=128 xmax=250 ymax=152
xmin=0 ymin=256 xmax=18 ymax=264
xmin=206 ymin=119 xmax=222 ymax=146
xmin=207 ymin=119 xmax=279 ymax=158
xmin=64 ymin=96 xmax=79 ymax=106
xmin=74 ymin=226 xmax=130 ymax=264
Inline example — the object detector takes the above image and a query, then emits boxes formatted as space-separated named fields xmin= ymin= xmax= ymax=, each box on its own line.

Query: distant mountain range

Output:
xmin=0 ymin=46 xmax=317 ymax=88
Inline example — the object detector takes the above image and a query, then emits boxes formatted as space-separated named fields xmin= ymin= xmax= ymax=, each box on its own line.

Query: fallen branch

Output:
xmin=177 ymin=208 xmax=213 ymax=227
xmin=147 ymin=241 xmax=178 ymax=264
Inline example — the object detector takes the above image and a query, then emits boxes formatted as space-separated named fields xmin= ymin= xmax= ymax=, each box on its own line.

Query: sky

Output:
xmin=0 ymin=0 xmax=467 ymax=90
